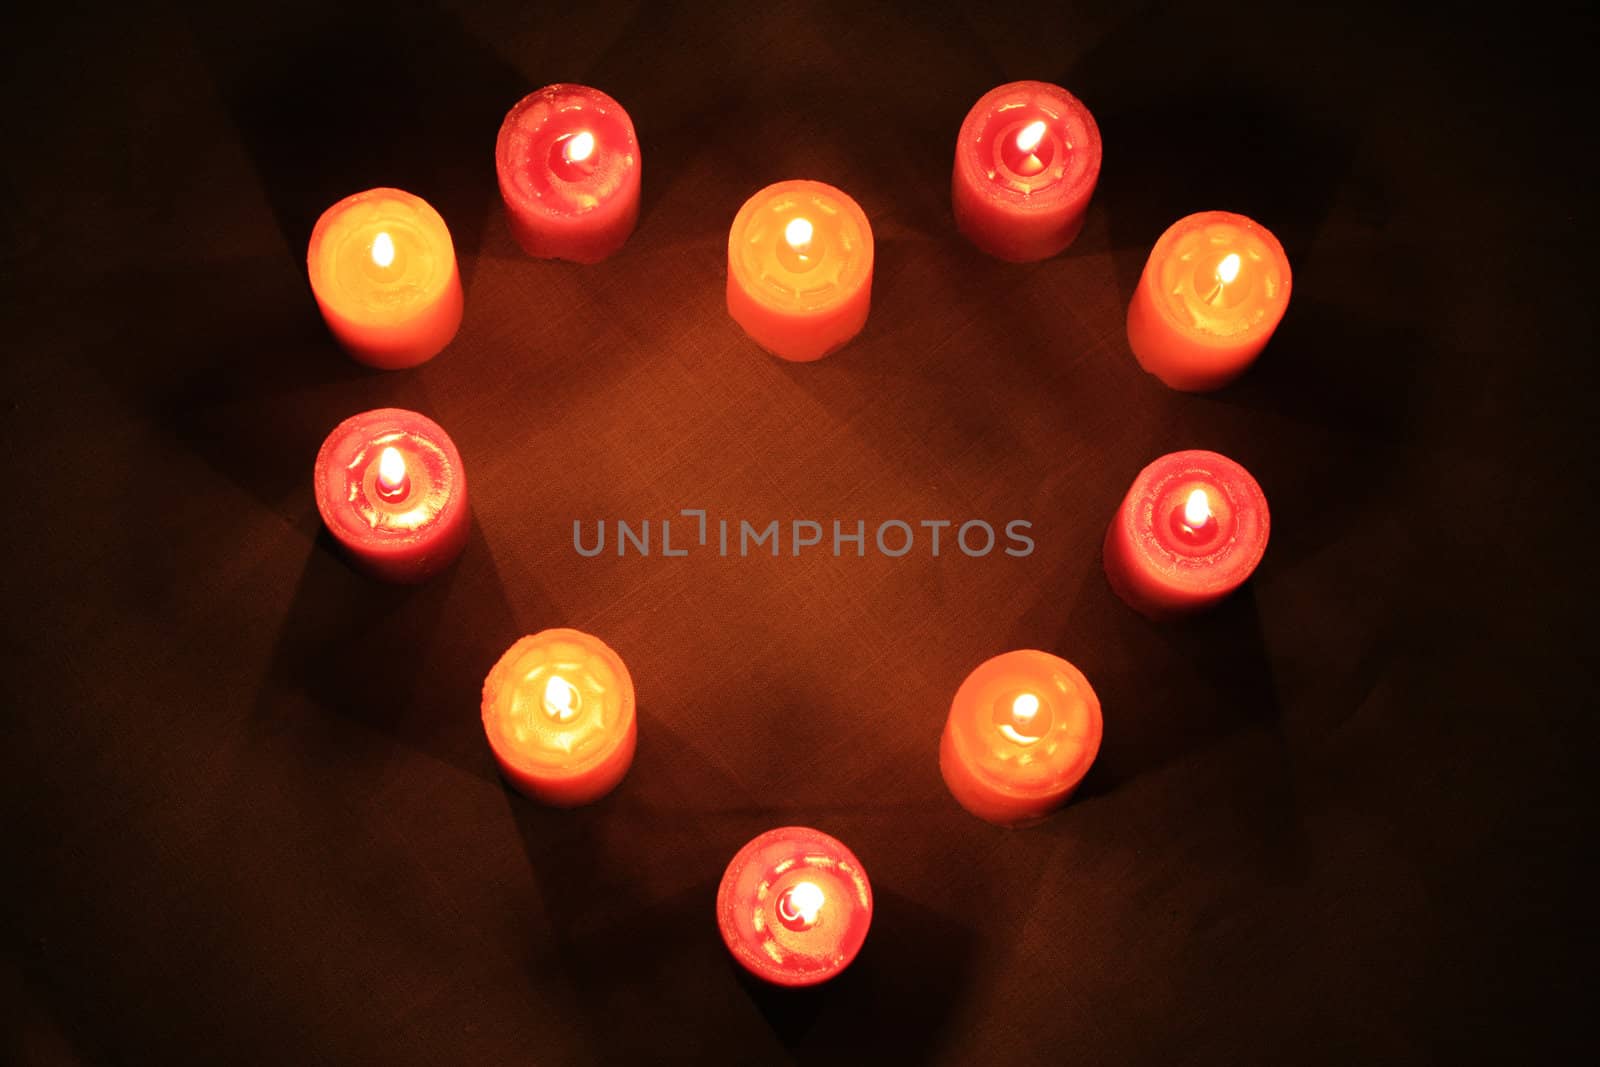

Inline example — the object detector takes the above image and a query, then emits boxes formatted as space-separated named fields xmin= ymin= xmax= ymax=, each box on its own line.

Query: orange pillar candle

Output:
xmin=313 ymin=408 xmax=470 ymax=583
xmin=1126 ymin=211 xmax=1292 ymax=391
xmin=1102 ymin=449 xmax=1270 ymax=618
xmin=306 ymin=188 xmax=463 ymax=369
xmin=726 ymin=179 xmax=874 ymax=362
xmin=940 ymin=650 xmax=1103 ymax=827
xmin=952 ymin=80 xmax=1103 ymax=262
xmin=496 ymin=84 xmax=641 ymax=263
xmin=717 ymin=827 xmax=872 ymax=987
xmin=481 ymin=629 xmax=637 ymax=807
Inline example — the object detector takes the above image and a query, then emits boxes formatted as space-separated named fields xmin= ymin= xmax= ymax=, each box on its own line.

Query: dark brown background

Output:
xmin=3 ymin=1 xmax=1592 ymax=1063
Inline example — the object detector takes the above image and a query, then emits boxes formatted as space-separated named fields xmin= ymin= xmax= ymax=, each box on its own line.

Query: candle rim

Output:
xmin=717 ymin=826 xmax=873 ymax=987
xmin=728 ymin=178 xmax=874 ymax=312
xmin=1118 ymin=449 xmax=1270 ymax=592
xmin=945 ymin=650 xmax=1102 ymax=796
xmin=956 ymin=80 xmax=1102 ymax=208
xmin=314 ymin=408 xmax=466 ymax=548
xmin=1144 ymin=210 xmax=1292 ymax=344
xmin=307 ymin=188 xmax=457 ymax=327
xmin=496 ymin=82 xmax=639 ymax=219
xmin=481 ymin=628 xmax=637 ymax=778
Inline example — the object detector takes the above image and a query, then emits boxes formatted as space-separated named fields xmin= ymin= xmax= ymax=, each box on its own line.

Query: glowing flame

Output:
xmin=1015 ymin=120 xmax=1047 ymax=154
xmin=1216 ymin=252 xmax=1241 ymax=286
xmin=543 ymin=675 xmax=577 ymax=721
xmin=565 ymin=130 xmax=596 ymax=164
xmin=778 ymin=881 xmax=825 ymax=928
xmin=1184 ymin=488 xmax=1212 ymax=528
xmin=376 ymin=446 xmax=407 ymax=493
xmin=371 ymin=231 xmax=396 ymax=269
xmin=1011 ymin=692 xmax=1040 ymax=725
xmin=784 ymin=216 xmax=814 ymax=253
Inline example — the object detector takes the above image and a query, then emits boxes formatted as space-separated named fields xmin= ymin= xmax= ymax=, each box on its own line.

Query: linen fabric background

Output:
xmin=2 ymin=1 xmax=1590 ymax=1063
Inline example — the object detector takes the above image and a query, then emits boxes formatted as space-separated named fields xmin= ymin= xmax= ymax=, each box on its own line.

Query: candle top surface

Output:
xmin=956 ymin=80 xmax=1101 ymax=204
xmin=1147 ymin=211 xmax=1292 ymax=341
xmin=946 ymin=650 xmax=1102 ymax=795
xmin=728 ymin=179 xmax=874 ymax=312
xmin=481 ymin=629 xmax=636 ymax=777
xmin=314 ymin=408 xmax=465 ymax=545
xmin=1120 ymin=449 xmax=1270 ymax=590
xmin=307 ymin=188 xmax=457 ymax=326
xmin=497 ymin=83 xmax=639 ymax=217
xmin=717 ymin=826 xmax=872 ymax=987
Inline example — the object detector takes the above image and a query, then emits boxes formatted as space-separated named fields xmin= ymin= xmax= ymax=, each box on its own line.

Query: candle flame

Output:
xmin=371 ymin=231 xmax=396 ymax=269
xmin=784 ymin=216 xmax=814 ymax=253
xmin=1011 ymin=692 xmax=1040 ymax=725
xmin=1015 ymin=120 xmax=1047 ymax=154
xmin=1216 ymin=252 xmax=1241 ymax=286
xmin=376 ymin=446 xmax=407 ymax=493
xmin=1184 ymin=488 xmax=1212 ymax=528
xmin=565 ymin=130 xmax=596 ymax=164
xmin=778 ymin=881 xmax=825 ymax=928
xmin=543 ymin=675 xmax=578 ymax=721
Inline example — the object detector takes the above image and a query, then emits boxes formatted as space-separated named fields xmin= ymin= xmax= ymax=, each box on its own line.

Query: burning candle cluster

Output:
xmin=293 ymin=72 xmax=1295 ymax=991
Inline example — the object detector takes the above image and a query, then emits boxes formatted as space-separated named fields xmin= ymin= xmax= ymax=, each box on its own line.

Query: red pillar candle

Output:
xmin=952 ymin=80 xmax=1102 ymax=262
xmin=717 ymin=827 xmax=872 ymax=988
xmin=940 ymin=650 xmax=1103 ymax=827
xmin=481 ymin=629 xmax=637 ymax=807
xmin=313 ymin=408 xmax=469 ymax=583
xmin=495 ymin=84 xmax=641 ymax=264
xmin=1126 ymin=211 xmax=1292 ymax=391
xmin=726 ymin=179 xmax=874 ymax=362
xmin=306 ymin=188 xmax=463 ymax=369
xmin=1103 ymin=449 xmax=1270 ymax=618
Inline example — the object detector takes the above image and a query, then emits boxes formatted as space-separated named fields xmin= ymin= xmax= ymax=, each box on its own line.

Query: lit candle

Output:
xmin=1102 ymin=449 xmax=1270 ymax=618
xmin=1125 ymin=211 xmax=1292 ymax=391
xmin=313 ymin=408 xmax=469 ymax=582
xmin=495 ymin=83 xmax=641 ymax=264
xmin=726 ymin=179 xmax=874 ymax=362
xmin=952 ymin=80 xmax=1103 ymax=262
xmin=939 ymin=650 xmax=1103 ymax=827
xmin=306 ymin=188 xmax=463 ymax=369
xmin=716 ymin=827 xmax=872 ymax=987
xmin=480 ymin=628 xmax=637 ymax=807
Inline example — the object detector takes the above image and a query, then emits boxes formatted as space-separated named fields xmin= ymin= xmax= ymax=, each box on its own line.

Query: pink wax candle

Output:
xmin=1103 ymin=450 xmax=1270 ymax=619
xmin=952 ymin=80 xmax=1102 ymax=262
xmin=495 ymin=84 xmax=641 ymax=263
xmin=717 ymin=827 xmax=872 ymax=987
xmin=313 ymin=408 xmax=469 ymax=583
xmin=940 ymin=650 xmax=1103 ymax=827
